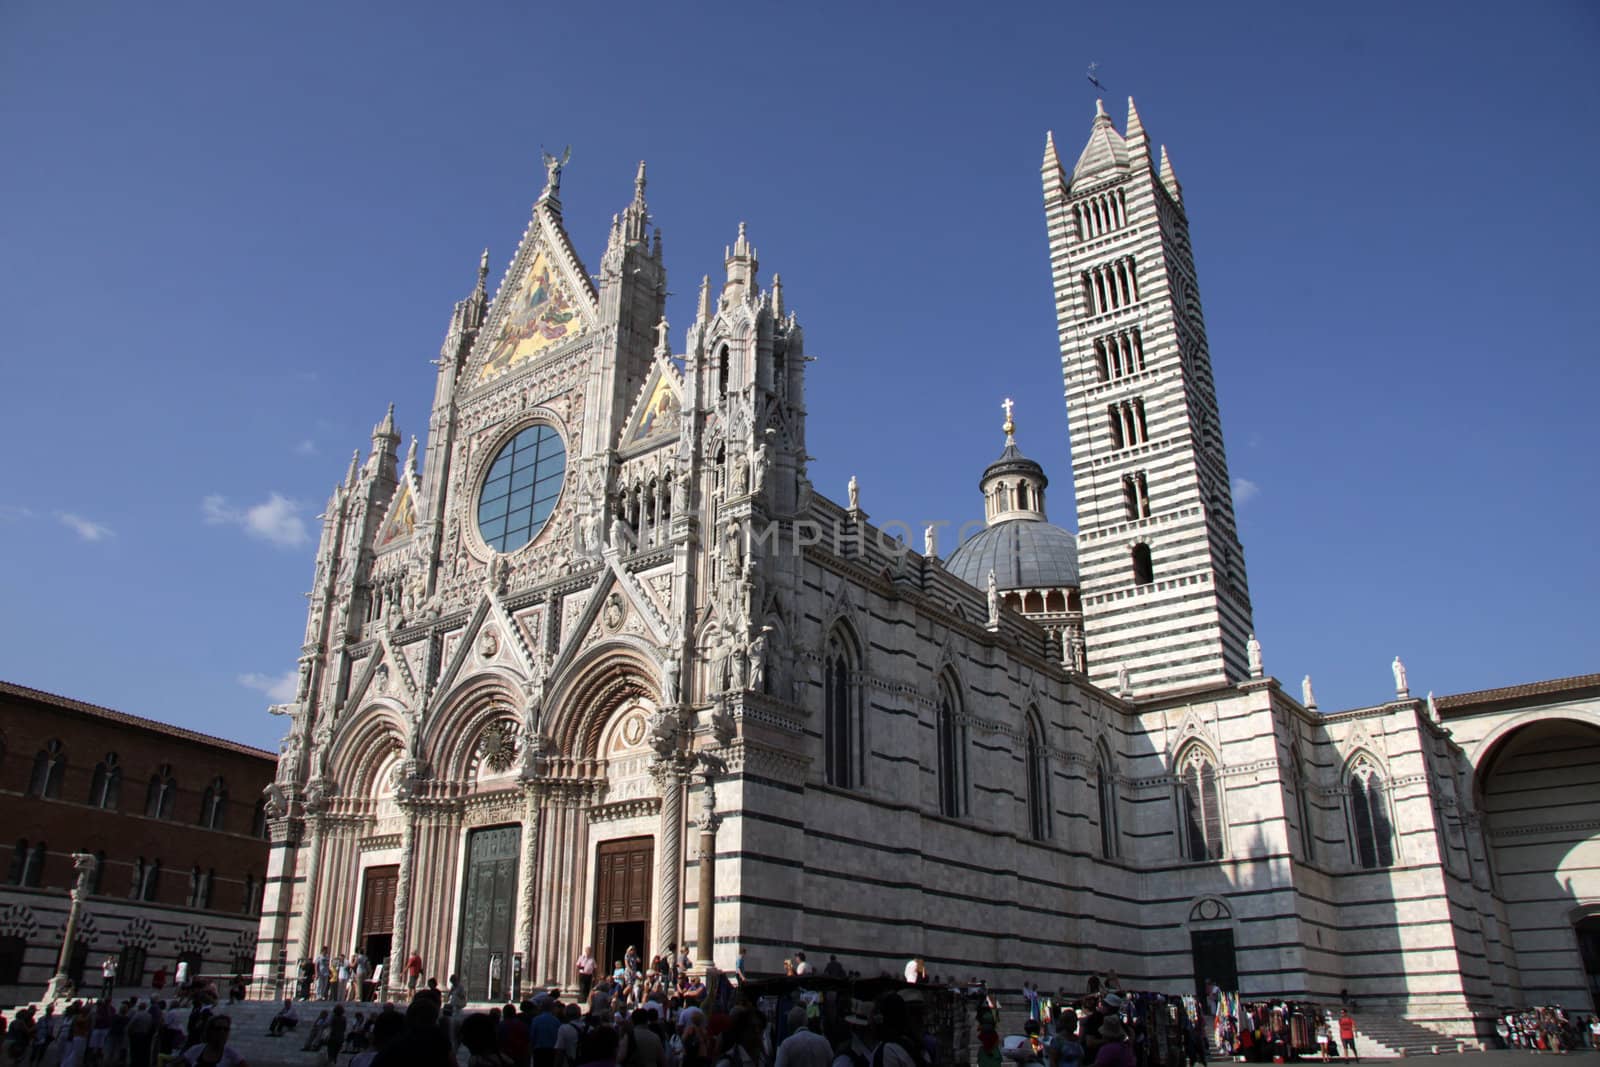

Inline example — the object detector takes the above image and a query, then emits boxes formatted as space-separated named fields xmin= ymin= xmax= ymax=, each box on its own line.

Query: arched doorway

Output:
xmin=1477 ymin=717 xmax=1600 ymax=1010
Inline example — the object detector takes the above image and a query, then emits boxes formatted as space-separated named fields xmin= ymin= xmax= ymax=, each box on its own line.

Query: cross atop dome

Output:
xmin=1002 ymin=397 xmax=1015 ymax=440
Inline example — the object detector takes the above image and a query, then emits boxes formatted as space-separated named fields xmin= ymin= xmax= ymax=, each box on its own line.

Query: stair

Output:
xmin=1350 ymin=1015 xmax=1468 ymax=1058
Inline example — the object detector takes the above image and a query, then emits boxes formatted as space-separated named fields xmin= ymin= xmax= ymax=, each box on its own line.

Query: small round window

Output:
xmin=477 ymin=424 xmax=566 ymax=553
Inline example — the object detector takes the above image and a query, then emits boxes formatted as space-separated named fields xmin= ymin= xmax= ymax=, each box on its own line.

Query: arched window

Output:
xmin=128 ymin=857 xmax=145 ymax=900
xmin=7 ymin=840 xmax=26 ymax=885
xmin=88 ymin=753 xmax=122 ymax=810
xmin=86 ymin=849 xmax=106 ymax=894
xmin=1348 ymin=757 xmax=1395 ymax=869
xmin=1178 ymin=747 xmax=1224 ymax=861
xmin=23 ymin=842 xmax=46 ymax=887
xmin=199 ymin=776 xmax=227 ymax=830
xmin=936 ymin=676 xmax=967 ymax=818
xmin=146 ymin=765 xmax=177 ymax=820
xmin=1292 ymin=746 xmax=1316 ymax=863
xmin=1132 ymin=543 xmax=1154 ymax=585
xmin=29 ymin=740 xmax=66 ymax=799
xmin=139 ymin=859 xmax=161 ymax=902
xmin=717 ymin=345 xmax=730 ymax=399
xmin=242 ymin=873 xmax=258 ymax=915
xmin=251 ymin=797 xmax=268 ymax=839
xmin=1097 ymin=748 xmax=1119 ymax=858
xmin=822 ymin=627 xmax=859 ymax=789
xmin=1024 ymin=710 xmax=1050 ymax=841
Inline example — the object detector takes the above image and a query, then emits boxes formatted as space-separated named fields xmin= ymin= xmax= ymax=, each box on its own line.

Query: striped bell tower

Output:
xmin=1042 ymin=98 xmax=1254 ymax=696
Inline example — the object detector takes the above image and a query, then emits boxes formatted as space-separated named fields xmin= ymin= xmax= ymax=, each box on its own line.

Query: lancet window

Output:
xmin=1178 ymin=745 xmax=1224 ymax=861
xmin=1348 ymin=756 xmax=1396 ymax=869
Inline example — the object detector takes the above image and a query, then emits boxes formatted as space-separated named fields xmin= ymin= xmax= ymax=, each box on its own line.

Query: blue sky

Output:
xmin=1 ymin=1 xmax=1595 ymax=751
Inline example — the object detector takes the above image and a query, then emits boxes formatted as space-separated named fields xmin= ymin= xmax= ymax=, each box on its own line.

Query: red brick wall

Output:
xmin=0 ymin=687 xmax=276 ymax=916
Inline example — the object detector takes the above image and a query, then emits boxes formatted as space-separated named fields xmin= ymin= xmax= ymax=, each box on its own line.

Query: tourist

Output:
xmin=868 ymin=994 xmax=925 ymax=1067
xmin=354 ymin=952 xmax=371 ymax=1001
xmin=823 ymin=956 xmax=846 ymax=979
xmin=794 ymin=953 xmax=814 ymax=977
xmin=301 ymin=1010 xmax=330 ymax=1051
xmin=267 ymin=999 xmax=298 ymax=1037
xmin=556 ymin=1004 xmax=585 ymax=1067
xmin=1047 ymin=1010 xmax=1083 ymax=1067
xmin=575 ymin=1024 xmax=621 ymax=1067
xmin=450 ymin=974 xmax=469 ymax=1016
xmin=1089 ymin=1017 xmax=1131 ymax=1067
xmin=618 ymin=1008 xmax=665 ymax=1067
xmin=101 ymin=956 xmax=118 ymax=1002
xmin=775 ymin=1006 xmax=831 ymax=1067
xmin=298 ymin=958 xmax=315 ymax=1001
xmin=406 ymin=950 xmax=425 ymax=995
xmin=125 ymin=1002 xmax=154 ymax=1067
xmin=325 ymin=1004 xmax=348 ymax=1064
xmin=1337 ymin=1010 xmax=1358 ymax=1063
xmin=1315 ymin=1016 xmax=1330 ymax=1062
xmin=315 ymin=949 xmax=332 ymax=1001
xmin=351 ymin=1009 xmax=406 ymax=1067
xmin=783 ymin=960 xmax=796 ymax=977
xmin=529 ymin=999 xmax=561 ymax=1067
xmin=372 ymin=995 xmax=454 ymax=1067
xmin=713 ymin=1009 xmax=764 ymax=1067
xmin=177 ymin=1015 xmax=242 ymax=1067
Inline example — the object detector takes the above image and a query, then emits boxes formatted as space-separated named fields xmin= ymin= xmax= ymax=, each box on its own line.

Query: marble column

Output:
xmin=44 ymin=853 xmax=96 ymax=1001
xmin=518 ymin=783 xmax=543 ymax=979
xmin=387 ymin=804 xmax=417 ymax=997
xmin=694 ymin=778 xmax=720 ymax=972
xmin=651 ymin=763 xmax=685 ymax=957
xmin=296 ymin=814 xmax=327 ymax=962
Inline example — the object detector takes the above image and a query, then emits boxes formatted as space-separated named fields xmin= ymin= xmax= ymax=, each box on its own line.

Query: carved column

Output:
xmin=387 ymin=802 xmax=417 ymax=997
xmin=44 ymin=853 xmax=96 ymax=1001
xmin=518 ymin=783 xmax=543 ymax=979
xmin=296 ymin=813 xmax=327 ymax=962
xmin=694 ymin=777 xmax=720 ymax=972
xmin=651 ymin=762 xmax=686 ymax=957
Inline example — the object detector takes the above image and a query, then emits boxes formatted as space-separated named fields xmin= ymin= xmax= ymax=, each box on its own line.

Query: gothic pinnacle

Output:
xmin=634 ymin=159 xmax=647 ymax=202
xmin=477 ymin=247 xmax=490 ymax=289
xmin=1094 ymin=98 xmax=1110 ymax=123
xmin=697 ymin=275 xmax=712 ymax=321
xmin=1125 ymin=97 xmax=1146 ymax=143
xmin=346 ymin=449 xmax=361 ymax=489
xmin=1159 ymin=144 xmax=1183 ymax=204
xmin=374 ymin=402 xmax=397 ymax=441
xmin=1043 ymin=129 xmax=1059 ymax=165
xmin=771 ymin=273 xmax=784 ymax=319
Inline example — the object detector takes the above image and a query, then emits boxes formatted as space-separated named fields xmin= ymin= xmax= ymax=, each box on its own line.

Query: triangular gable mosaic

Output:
xmin=377 ymin=478 xmax=417 ymax=550
xmin=477 ymin=244 xmax=592 ymax=385
xmin=621 ymin=364 xmax=683 ymax=447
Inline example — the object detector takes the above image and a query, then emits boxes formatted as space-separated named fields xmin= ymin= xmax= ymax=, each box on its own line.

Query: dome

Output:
xmin=945 ymin=519 xmax=1080 ymax=592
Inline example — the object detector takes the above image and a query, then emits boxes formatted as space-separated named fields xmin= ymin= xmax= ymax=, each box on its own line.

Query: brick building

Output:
xmin=0 ymin=680 xmax=275 ymax=1006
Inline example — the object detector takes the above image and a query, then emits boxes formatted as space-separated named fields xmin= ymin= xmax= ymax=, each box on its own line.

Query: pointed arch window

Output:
xmin=138 ymin=859 xmax=161 ymax=902
xmin=1178 ymin=747 xmax=1224 ymax=861
xmin=1293 ymin=747 xmax=1317 ymax=863
xmin=146 ymin=765 xmax=177 ymax=820
xmin=1348 ymin=758 xmax=1395 ymax=869
xmin=199 ymin=776 xmax=227 ymax=830
xmin=936 ymin=676 xmax=968 ymax=818
xmin=823 ymin=628 xmax=860 ymax=789
xmin=717 ymin=345 xmax=730 ymax=399
xmin=89 ymin=753 xmax=122 ymax=810
xmin=29 ymin=740 xmax=66 ymax=799
xmin=88 ymin=850 xmax=106 ymax=894
xmin=1097 ymin=750 xmax=1120 ymax=858
xmin=242 ymin=872 xmax=259 ymax=916
xmin=21 ymin=842 xmax=46 ymax=887
xmin=1024 ymin=710 xmax=1050 ymax=841
xmin=251 ymin=797 xmax=268 ymax=839
xmin=7 ymin=840 xmax=27 ymax=885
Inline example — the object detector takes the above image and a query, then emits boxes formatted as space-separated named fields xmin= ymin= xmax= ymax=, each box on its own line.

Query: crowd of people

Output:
xmin=0 ymin=995 xmax=246 ymax=1067
xmin=1495 ymin=1008 xmax=1594 ymax=1052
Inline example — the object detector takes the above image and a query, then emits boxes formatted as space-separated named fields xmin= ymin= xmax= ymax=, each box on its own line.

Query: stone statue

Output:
xmin=663 ymin=655 xmax=681 ymax=705
xmin=1246 ymin=634 xmax=1263 ymax=678
xmin=751 ymin=443 xmax=769 ymax=495
xmin=582 ymin=511 xmax=604 ymax=554
xmin=732 ymin=452 xmax=749 ymax=495
xmin=1426 ymin=690 xmax=1439 ymax=722
xmin=924 ymin=525 xmax=937 ymax=558
xmin=1117 ymin=666 xmax=1132 ymax=697
xmin=655 ymin=316 xmax=671 ymax=354
xmin=1301 ymin=674 xmax=1317 ymax=709
xmin=847 ymin=475 xmax=859 ymax=511
xmin=748 ymin=628 xmax=770 ymax=692
xmin=1067 ymin=627 xmax=1086 ymax=673
xmin=672 ymin=477 xmax=689 ymax=513
xmin=1392 ymin=656 xmax=1409 ymax=698
xmin=986 ymin=569 xmax=1000 ymax=627
xmin=541 ymin=145 xmax=571 ymax=199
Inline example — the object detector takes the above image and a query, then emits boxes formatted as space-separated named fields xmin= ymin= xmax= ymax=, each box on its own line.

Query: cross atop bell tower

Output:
xmin=1042 ymin=98 xmax=1254 ymax=696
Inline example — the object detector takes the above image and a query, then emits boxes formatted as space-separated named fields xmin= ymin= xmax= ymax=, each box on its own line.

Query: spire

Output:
xmin=373 ymin=403 xmax=398 ymax=444
xmin=634 ymin=160 xmax=647 ymax=204
xmin=477 ymin=247 xmax=490 ymax=291
xmin=723 ymin=223 xmax=758 ymax=306
xmin=405 ymin=434 xmax=418 ymax=471
xmin=622 ymin=160 xmax=650 ymax=245
xmin=1072 ymin=99 xmax=1129 ymax=185
xmin=345 ymin=449 xmax=361 ymax=489
xmin=1159 ymin=144 xmax=1183 ymax=205
xmin=1124 ymin=97 xmax=1146 ymax=144
xmin=771 ymin=273 xmax=784 ymax=319
xmin=697 ymin=275 xmax=713 ymax=322
xmin=1043 ymin=129 xmax=1059 ymax=167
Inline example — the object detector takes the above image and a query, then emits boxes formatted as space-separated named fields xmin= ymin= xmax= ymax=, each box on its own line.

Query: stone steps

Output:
xmin=1351 ymin=1016 xmax=1469 ymax=1058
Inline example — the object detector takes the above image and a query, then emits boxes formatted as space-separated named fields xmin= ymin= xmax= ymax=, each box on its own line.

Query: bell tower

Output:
xmin=1042 ymin=98 xmax=1254 ymax=695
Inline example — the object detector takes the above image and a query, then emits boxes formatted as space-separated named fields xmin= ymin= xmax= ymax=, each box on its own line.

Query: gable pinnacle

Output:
xmin=477 ymin=247 xmax=490 ymax=289
xmin=374 ymin=402 xmax=397 ymax=442
xmin=1159 ymin=144 xmax=1183 ymax=204
xmin=1044 ymin=129 xmax=1059 ymax=165
xmin=1125 ymin=97 xmax=1146 ymax=143
xmin=634 ymin=160 xmax=647 ymax=202
xmin=697 ymin=275 xmax=713 ymax=321
xmin=346 ymin=449 xmax=361 ymax=489
xmin=1094 ymin=98 xmax=1110 ymax=123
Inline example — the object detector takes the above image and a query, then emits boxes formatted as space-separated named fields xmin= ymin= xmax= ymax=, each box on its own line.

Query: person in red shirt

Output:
xmin=404 ymin=952 xmax=423 ymax=994
xmin=1338 ymin=1011 xmax=1359 ymax=1063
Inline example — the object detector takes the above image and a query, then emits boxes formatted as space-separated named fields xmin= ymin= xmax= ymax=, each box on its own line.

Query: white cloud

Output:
xmin=203 ymin=493 xmax=310 ymax=547
xmin=238 ymin=670 xmax=298 ymax=702
xmin=57 ymin=512 xmax=115 ymax=542
xmin=1232 ymin=477 xmax=1261 ymax=507
xmin=0 ymin=505 xmax=37 ymax=523
xmin=294 ymin=439 xmax=317 ymax=457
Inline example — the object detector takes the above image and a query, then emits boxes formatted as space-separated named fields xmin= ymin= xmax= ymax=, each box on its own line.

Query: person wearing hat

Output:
xmin=1090 ymin=1016 xmax=1131 ymax=1067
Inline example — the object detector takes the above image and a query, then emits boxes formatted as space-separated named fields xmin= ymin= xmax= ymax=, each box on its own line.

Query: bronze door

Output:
xmin=458 ymin=825 xmax=521 ymax=1001
xmin=594 ymin=837 xmax=652 ymax=971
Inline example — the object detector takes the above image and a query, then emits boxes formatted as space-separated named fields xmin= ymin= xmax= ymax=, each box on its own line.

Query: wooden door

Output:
xmin=594 ymin=837 xmax=652 ymax=960
xmin=359 ymin=865 xmax=399 ymax=940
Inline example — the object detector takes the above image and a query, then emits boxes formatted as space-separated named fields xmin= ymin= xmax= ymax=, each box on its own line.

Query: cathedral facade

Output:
xmin=254 ymin=105 xmax=1600 ymax=1042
